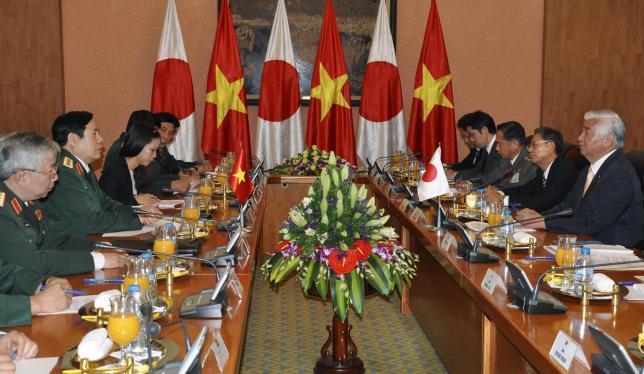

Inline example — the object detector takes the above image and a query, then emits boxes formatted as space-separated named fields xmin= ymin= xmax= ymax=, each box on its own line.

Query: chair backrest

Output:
xmin=625 ymin=150 xmax=644 ymax=191
xmin=563 ymin=143 xmax=590 ymax=170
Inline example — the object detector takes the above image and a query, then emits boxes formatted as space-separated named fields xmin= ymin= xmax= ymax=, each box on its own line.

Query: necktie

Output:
xmin=542 ymin=175 xmax=547 ymax=188
xmin=582 ymin=169 xmax=594 ymax=196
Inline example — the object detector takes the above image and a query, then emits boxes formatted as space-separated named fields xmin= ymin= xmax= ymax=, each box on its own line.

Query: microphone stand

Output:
xmin=456 ymin=209 xmax=573 ymax=263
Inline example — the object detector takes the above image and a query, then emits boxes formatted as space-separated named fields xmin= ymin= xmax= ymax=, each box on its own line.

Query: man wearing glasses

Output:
xmin=0 ymin=132 xmax=128 ymax=277
xmin=484 ymin=127 xmax=578 ymax=212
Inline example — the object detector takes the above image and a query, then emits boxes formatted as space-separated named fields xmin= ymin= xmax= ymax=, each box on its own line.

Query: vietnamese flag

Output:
xmin=407 ymin=0 xmax=457 ymax=163
xmin=305 ymin=0 xmax=356 ymax=165
xmin=202 ymin=0 xmax=251 ymax=164
xmin=229 ymin=145 xmax=253 ymax=204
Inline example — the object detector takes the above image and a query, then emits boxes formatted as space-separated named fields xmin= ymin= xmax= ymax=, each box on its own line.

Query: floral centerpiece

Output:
xmin=271 ymin=145 xmax=355 ymax=176
xmin=261 ymin=152 xmax=419 ymax=322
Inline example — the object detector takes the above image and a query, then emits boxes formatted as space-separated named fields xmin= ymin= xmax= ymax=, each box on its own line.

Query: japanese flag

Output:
xmin=417 ymin=146 xmax=450 ymax=201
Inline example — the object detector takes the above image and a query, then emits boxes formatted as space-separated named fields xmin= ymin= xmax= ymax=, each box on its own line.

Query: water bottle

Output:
xmin=140 ymin=253 xmax=157 ymax=303
xmin=498 ymin=208 xmax=514 ymax=239
xmin=476 ymin=188 xmax=487 ymax=210
xmin=573 ymin=247 xmax=593 ymax=296
xmin=125 ymin=284 xmax=149 ymax=357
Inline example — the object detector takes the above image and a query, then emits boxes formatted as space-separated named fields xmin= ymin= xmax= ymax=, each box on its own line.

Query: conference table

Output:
xmin=12 ymin=184 xmax=266 ymax=373
xmin=11 ymin=174 xmax=644 ymax=373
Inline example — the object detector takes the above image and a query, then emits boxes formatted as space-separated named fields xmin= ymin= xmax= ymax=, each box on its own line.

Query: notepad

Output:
xmin=36 ymin=295 xmax=97 ymax=315
xmin=15 ymin=357 xmax=58 ymax=373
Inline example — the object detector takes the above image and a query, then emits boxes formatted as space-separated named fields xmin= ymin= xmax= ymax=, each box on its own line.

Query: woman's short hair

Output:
xmin=120 ymin=122 xmax=160 ymax=158
xmin=0 ymin=132 xmax=60 ymax=180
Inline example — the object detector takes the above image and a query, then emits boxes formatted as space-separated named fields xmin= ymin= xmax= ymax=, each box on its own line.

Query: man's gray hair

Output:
xmin=0 ymin=132 xmax=60 ymax=180
xmin=584 ymin=110 xmax=626 ymax=149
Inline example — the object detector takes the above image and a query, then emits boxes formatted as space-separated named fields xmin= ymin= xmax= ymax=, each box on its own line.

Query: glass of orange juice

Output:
xmin=555 ymin=235 xmax=577 ymax=292
xmin=107 ymin=295 xmax=140 ymax=363
xmin=122 ymin=258 xmax=150 ymax=292
xmin=154 ymin=224 xmax=177 ymax=264
xmin=198 ymin=177 xmax=214 ymax=196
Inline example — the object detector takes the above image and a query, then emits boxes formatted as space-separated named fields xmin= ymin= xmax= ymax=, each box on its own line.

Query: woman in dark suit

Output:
xmin=99 ymin=123 xmax=160 ymax=206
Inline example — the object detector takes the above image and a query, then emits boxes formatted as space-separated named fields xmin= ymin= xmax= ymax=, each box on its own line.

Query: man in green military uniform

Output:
xmin=0 ymin=132 xmax=128 ymax=277
xmin=0 ymin=260 xmax=72 ymax=327
xmin=42 ymin=111 xmax=158 ymax=235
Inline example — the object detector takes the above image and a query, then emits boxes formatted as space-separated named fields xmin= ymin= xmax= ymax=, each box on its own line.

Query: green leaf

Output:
xmin=392 ymin=270 xmax=403 ymax=295
xmin=269 ymin=255 xmax=285 ymax=282
xmin=315 ymin=265 xmax=329 ymax=300
xmin=330 ymin=274 xmax=348 ymax=322
xmin=347 ymin=269 xmax=364 ymax=315
xmin=365 ymin=254 xmax=392 ymax=294
xmin=301 ymin=260 xmax=318 ymax=293
xmin=274 ymin=257 xmax=301 ymax=283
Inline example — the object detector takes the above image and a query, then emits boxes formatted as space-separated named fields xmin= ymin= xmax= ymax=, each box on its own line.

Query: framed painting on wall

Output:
xmin=225 ymin=0 xmax=397 ymax=105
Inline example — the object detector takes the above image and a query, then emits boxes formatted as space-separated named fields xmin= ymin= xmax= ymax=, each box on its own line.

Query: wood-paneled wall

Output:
xmin=0 ymin=0 xmax=64 ymax=136
xmin=542 ymin=0 xmax=644 ymax=150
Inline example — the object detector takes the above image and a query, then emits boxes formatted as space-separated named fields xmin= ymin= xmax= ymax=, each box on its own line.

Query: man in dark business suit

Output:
xmin=450 ymin=116 xmax=482 ymax=171
xmin=484 ymin=127 xmax=578 ymax=212
xmin=446 ymin=111 xmax=501 ymax=184
xmin=485 ymin=121 xmax=537 ymax=189
xmin=519 ymin=110 xmax=643 ymax=246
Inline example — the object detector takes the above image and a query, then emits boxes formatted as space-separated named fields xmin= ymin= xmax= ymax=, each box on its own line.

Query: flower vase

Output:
xmin=314 ymin=313 xmax=365 ymax=374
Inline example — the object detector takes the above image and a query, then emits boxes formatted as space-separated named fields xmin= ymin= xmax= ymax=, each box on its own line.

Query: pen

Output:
xmin=525 ymin=256 xmax=555 ymax=261
xmin=84 ymin=278 xmax=124 ymax=285
xmin=617 ymin=281 xmax=637 ymax=286
xmin=39 ymin=285 xmax=88 ymax=295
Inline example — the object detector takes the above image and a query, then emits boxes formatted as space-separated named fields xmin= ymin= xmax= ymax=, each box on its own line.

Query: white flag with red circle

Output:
xmin=417 ymin=146 xmax=450 ymax=201
xmin=256 ymin=0 xmax=304 ymax=168
xmin=356 ymin=0 xmax=406 ymax=165
xmin=151 ymin=0 xmax=198 ymax=161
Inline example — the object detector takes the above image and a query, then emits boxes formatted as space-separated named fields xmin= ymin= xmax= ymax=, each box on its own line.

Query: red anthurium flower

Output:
xmin=275 ymin=240 xmax=291 ymax=252
xmin=352 ymin=239 xmax=372 ymax=260
xmin=328 ymin=249 xmax=358 ymax=275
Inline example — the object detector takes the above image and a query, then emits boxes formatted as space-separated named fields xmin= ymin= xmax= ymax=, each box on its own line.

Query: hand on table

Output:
xmin=171 ymin=175 xmax=195 ymax=192
xmin=30 ymin=283 xmax=71 ymax=315
xmin=0 ymin=331 xmax=38 ymax=360
xmin=44 ymin=277 xmax=71 ymax=290
xmin=516 ymin=208 xmax=546 ymax=230
xmin=444 ymin=169 xmax=457 ymax=180
xmin=483 ymin=186 xmax=503 ymax=204
xmin=98 ymin=249 xmax=129 ymax=269
xmin=138 ymin=205 xmax=163 ymax=225
xmin=135 ymin=194 xmax=159 ymax=207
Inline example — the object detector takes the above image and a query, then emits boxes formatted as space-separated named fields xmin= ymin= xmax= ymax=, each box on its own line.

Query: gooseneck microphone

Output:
xmin=455 ymin=208 xmax=574 ymax=263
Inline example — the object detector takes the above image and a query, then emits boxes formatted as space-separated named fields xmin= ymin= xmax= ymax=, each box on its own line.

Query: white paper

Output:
xmin=440 ymin=232 xmax=457 ymax=252
xmin=549 ymin=331 xmax=578 ymax=371
xmin=15 ymin=357 xmax=58 ymax=374
xmin=211 ymin=331 xmax=229 ymax=371
xmin=481 ymin=269 xmax=506 ymax=295
xmin=624 ymin=285 xmax=644 ymax=301
xmin=36 ymin=295 xmax=97 ymax=315
xmin=102 ymin=227 xmax=155 ymax=237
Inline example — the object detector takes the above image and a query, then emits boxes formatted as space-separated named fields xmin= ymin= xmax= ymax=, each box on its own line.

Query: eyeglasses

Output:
xmin=22 ymin=165 xmax=58 ymax=177
xmin=527 ymin=140 xmax=552 ymax=149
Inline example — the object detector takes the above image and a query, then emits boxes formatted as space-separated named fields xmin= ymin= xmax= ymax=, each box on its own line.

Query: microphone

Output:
xmin=455 ymin=209 xmax=574 ymax=263
xmin=506 ymin=257 xmax=644 ymax=315
xmin=139 ymin=302 xmax=154 ymax=369
xmin=371 ymin=153 xmax=421 ymax=176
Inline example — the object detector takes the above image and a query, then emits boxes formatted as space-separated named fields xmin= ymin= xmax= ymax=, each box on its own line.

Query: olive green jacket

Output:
xmin=0 ymin=181 xmax=94 ymax=277
xmin=41 ymin=149 xmax=142 ymax=235
xmin=0 ymin=260 xmax=43 ymax=327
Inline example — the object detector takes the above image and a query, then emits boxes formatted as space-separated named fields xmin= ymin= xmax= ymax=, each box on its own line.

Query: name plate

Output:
xmin=228 ymin=269 xmax=244 ymax=299
xmin=440 ymin=232 xmax=457 ymax=251
xmin=481 ymin=268 xmax=506 ymax=294
xmin=211 ymin=330 xmax=229 ymax=371
xmin=399 ymin=198 xmax=411 ymax=212
xmin=410 ymin=207 xmax=425 ymax=223
xmin=549 ymin=331 xmax=590 ymax=371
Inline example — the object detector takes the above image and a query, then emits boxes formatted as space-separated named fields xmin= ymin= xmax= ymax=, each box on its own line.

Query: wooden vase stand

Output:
xmin=314 ymin=314 xmax=365 ymax=374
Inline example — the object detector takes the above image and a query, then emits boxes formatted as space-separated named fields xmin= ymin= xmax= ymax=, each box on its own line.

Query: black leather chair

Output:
xmin=625 ymin=150 xmax=644 ymax=251
xmin=562 ymin=142 xmax=590 ymax=170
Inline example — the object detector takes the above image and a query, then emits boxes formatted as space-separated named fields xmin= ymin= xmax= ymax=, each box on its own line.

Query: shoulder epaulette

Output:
xmin=35 ymin=208 xmax=43 ymax=221
xmin=63 ymin=156 xmax=74 ymax=168
xmin=0 ymin=192 xmax=5 ymax=207
xmin=10 ymin=198 xmax=22 ymax=215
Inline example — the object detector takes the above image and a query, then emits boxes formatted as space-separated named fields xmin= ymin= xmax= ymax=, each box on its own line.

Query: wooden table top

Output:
xmin=366 ymin=176 xmax=644 ymax=373
xmin=12 ymin=187 xmax=266 ymax=373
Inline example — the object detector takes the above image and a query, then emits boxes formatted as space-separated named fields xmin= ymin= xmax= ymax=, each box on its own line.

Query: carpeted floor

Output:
xmin=241 ymin=272 xmax=447 ymax=373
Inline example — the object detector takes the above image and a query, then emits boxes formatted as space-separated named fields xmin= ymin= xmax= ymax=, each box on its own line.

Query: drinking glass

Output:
xmin=555 ymin=235 xmax=577 ymax=292
xmin=122 ymin=258 xmax=150 ymax=292
xmin=487 ymin=202 xmax=503 ymax=237
xmin=154 ymin=224 xmax=177 ymax=261
xmin=198 ymin=177 xmax=214 ymax=196
xmin=107 ymin=295 xmax=140 ymax=364
xmin=182 ymin=196 xmax=200 ymax=225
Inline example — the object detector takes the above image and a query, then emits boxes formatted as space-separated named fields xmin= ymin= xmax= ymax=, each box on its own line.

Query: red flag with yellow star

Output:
xmin=305 ymin=0 xmax=356 ymax=165
xmin=202 ymin=0 xmax=250 ymax=164
xmin=229 ymin=145 xmax=253 ymax=204
xmin=407 ymin=0 xmax=457 ymax=163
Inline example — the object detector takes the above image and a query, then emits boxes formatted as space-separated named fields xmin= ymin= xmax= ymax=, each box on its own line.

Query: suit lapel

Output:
xmin=583 ymin=151 xmax=619 ymax=199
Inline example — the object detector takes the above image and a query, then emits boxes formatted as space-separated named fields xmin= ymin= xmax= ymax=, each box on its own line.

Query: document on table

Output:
xmin=102 ymin=219 xmax=179 ymax=237
xmin=159 ymin=199 xmax=184 ymax=209
xmin=15 ymin=357 xmax=58 ymax=373
xmin=35 ymin=295 xmax=97 ymax=315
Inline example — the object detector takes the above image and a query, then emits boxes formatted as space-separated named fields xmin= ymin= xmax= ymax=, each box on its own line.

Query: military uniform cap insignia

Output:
xmin=10 ymin=198 xmax=22 ymax=215
xmin=0 ymin=192 xmax=5 ymax=207
xmin=75 ymin=163 xmax=84 ymax=176
xmin=63 ymin=157 xmax=74 ymax=168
